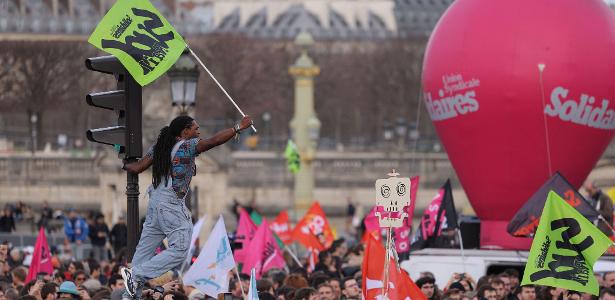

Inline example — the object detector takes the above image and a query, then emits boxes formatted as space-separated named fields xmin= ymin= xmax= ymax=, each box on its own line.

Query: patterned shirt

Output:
xmin=146 ymin=138 xmax=200 ymax=199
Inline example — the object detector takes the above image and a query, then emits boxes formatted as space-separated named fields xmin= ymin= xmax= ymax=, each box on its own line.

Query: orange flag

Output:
xmin=291 ymin=202 xmax=334 ymax=251
xmin=362 ymin=235 xmax=425 ymax=300
xmin=270 ymin=210 xmax=292 ymax=245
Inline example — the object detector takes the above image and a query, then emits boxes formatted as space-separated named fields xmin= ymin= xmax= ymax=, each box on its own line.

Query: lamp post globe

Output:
xmin=168 ymin=51 xmax=200 ymax=115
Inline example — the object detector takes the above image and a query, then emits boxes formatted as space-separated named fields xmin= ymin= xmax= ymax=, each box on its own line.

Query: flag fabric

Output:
xmin=292 ymin=202 xmax=334 ymax=251
xmin=234 ymin=209 xmax=258 ymax=264
xmin=271 ymin=210 xmax=293 ymax=245
xmin=88 ymin=0 xmax=186 ymax=86
xmin=247 ymin=268 xmax=259 ymax=300
xmin=395 ymin=176 xmax=419 ymax=254
xmin=521 ymin=191 xmax=612 ymax=295
xmin=26 ymin=227 xmax=53 ymax=282
xmin=411 ymin=179 xmax=458 ymax=250
xmin=364 ymin=208 xmax=381 ymax=233
xmin=362 ymin=234 xmax=425 ymax=300
xmin=284 ymin=140 xmax=300 ymax=174
xmin=242 ymin=220 xmax=286 ymax=278
xmin=184 ymin=216 xmax=235 ymax=298
xmin=250 ymin=210 xmax=285 ymax=249
xmin=182 ymin=216 xmax=205 ymax=272
xmin=508 ymin=172 xmax=599 ymax=237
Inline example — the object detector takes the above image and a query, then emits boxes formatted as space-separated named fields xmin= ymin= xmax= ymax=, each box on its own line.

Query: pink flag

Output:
xmin=234 ymin=209 xmax=257 ymax=263
xmin=363 ymin=208 xmax=380 ymax=233
xmin=26 ymin=227 xmax=53 ymax=282
xmin=395 ymin=176 xmax=419 ymax=254
xmin=242 ymin=220 xmax=286 ymax=278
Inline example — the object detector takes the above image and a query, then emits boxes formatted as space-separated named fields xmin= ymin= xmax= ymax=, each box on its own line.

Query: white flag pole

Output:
xmin=234 ymin=266 xmax=246 ymax=299
xmin=186 ymin=45 xmax=257 ymax=133
xmin=283 ymin=245 xmax=304 ymax=268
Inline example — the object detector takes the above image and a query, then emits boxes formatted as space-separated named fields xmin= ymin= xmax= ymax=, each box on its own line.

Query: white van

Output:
xmin=400 ymin=248 xmax=615 ymax=287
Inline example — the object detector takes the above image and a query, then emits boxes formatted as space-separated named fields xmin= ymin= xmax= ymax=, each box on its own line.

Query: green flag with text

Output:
xmin=521 ymin=191 xmax=612 ymax=295
xmin=284 ymin=140 xmax=300 ymax=174
xmin=88 ymin=0 xmax=185 ymax=86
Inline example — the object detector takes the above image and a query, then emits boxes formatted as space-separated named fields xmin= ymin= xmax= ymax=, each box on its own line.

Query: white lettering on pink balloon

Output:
xmin=425 ymin=73 xmax=481 ymax=121
xmin=545 ymin=86 xmax=615 ymax=130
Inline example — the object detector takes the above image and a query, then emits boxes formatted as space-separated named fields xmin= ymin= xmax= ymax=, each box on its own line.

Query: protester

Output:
xmin=120 ymin=115 xmax=253 ymax=300
xmin=0 ymin=208 xmax=16 ymax=233
xmin=341 ymin=277 xmax=360 ymax=300
xmin=584 ymin=181 xmax=614 ymax=236
xmin=63 ymin=210 xmax=88 ymax=261
xmin=109 ymin=217 xmax=127 ymax=259
xmin=417 ymin=277 xmax=439 ymax=300
xmin=87 ymin=214 xmax=108 ymax=263
xmin=513 ymin=285 xmax=535 ymax=300
xmin=58 ymin=281 xmax=80 ymax=300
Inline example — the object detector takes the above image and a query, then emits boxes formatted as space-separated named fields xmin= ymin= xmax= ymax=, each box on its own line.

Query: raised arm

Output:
xmin=196 ymin=116 xmax=253 ymax=153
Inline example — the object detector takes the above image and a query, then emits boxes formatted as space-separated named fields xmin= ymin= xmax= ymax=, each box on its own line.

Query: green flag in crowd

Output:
xmin=250 ymin=211 xmax=285 ymax=249
xmin=284 ymin=140 xmax=300 ymax=174
xmin=521 ymin=191 xmax=612 ymax=295
xmin=88 ymin=0 xmax=186 ymax=86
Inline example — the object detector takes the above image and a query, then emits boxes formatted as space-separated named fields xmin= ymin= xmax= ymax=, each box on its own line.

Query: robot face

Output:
xmin=375 ymin=177 xmax=412 ymax=228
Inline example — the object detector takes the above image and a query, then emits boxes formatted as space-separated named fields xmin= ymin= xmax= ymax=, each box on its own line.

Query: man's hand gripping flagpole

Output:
xmin=186 ymin=45 xmax=257 ymax=133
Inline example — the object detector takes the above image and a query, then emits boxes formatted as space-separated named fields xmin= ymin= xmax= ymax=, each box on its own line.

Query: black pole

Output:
xmin=126 ymin=163 xmax=140 ymax=261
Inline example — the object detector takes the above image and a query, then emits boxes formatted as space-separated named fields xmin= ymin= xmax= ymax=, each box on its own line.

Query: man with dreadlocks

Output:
xmin=119 ymin=115 xmax=253 ymax=300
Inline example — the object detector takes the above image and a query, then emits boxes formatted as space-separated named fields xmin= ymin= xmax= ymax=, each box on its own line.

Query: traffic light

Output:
xmin=85 ymin=56 xmax=142 ymax=158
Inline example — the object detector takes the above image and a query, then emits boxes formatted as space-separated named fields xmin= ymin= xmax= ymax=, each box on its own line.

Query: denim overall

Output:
xmin=131 ymin=141 xmax=193 ymax=291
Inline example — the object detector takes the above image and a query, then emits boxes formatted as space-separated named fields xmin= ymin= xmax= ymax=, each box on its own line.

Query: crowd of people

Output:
xmin=3 ymin=229 xmax=615 ymax=300
xmin=1 ymin=185 xmax=615 ymax=300
xmin=414 ymin=270 xmax=615 ymax=300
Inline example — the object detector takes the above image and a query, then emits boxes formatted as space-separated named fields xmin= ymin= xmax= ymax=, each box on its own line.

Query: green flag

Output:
xmin=88 ymin=0 xmax=186 ymax=86
xmin=521 ymin=191 xmax=612 ymax=295
xmin=284 ymin=140 xmax=300 ymax=174
xmin=250 ymin=211 xmax=285 ymax=249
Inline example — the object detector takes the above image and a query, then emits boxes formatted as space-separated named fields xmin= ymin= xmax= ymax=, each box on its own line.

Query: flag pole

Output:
xmin=537 ymin=63 xmax=553 ymax=176
xmin=382 ymin=226 xmax=393 ymax=300
xmin=456 ymin=228 xmax=467 ymax=274
xmin=233 ymin=266 xmax=246 ymax=299
xmin=284 ymin=245 xmax=304 ymax=268
xmin=597 ymin=215 xmax=615 ymax=237
xmin=186 ymin=45 xmax=257 ymax=133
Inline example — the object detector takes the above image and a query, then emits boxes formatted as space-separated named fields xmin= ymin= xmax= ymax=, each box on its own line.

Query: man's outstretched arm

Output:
xmin=196 ymin=116 xmax=252 ymax=153
xmin=123 ymin=155 xmax=153 ymax=174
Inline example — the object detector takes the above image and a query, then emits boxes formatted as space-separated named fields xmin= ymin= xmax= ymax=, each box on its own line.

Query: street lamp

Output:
xmin=262 ymin=112 xmax=271 ymax=149
xmin=383 ymin=121 xmax=393 ymax=150
xmin=168 ymin=51 xmax=200 ymax=115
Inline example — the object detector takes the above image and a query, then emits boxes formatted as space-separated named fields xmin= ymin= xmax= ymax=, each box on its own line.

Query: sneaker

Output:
xmin=120 ymin=267 xmax=138 ymax=298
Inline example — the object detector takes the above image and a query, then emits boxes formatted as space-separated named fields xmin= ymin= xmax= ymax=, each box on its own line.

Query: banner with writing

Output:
xmin=88 ymin=0 xmax=185 ymax=86
xmin=521 ymin=191 xmax=611 ymax=295
xmin=508 ymin=172 xmax=598 ymax=237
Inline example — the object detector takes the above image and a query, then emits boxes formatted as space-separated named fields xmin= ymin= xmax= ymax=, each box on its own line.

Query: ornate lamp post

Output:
xmin=289 ymin=31 xmax=320 ymax=210
xmin=168 ymin=51 xmax=200 ymax=115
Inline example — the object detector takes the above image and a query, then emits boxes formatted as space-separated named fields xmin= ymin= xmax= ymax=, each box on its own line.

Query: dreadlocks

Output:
xmin=152 ymin=115 xmax=194 ymax=188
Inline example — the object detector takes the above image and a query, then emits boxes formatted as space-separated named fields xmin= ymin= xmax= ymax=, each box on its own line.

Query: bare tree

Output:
xmin=0 ymin=41 xmax=110 ymax=150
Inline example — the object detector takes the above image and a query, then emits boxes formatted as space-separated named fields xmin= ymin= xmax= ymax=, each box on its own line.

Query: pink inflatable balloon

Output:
xmin=422 ymin=0 xmax=615 ymax=249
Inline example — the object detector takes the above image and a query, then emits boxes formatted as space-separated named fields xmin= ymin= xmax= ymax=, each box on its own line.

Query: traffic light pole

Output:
xmin=123 ymin=69 xmax=143 ymax=261
xmin=85 ymin=55 xmax=143 ymax=261
xmin=126 ymin=161 xmax=140 ymax=261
